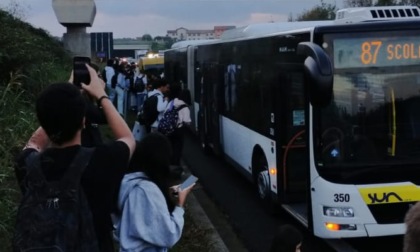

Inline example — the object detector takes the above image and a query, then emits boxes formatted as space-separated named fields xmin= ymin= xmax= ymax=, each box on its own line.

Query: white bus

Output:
xmin=164 ymin=6 xmax=420 ymax=238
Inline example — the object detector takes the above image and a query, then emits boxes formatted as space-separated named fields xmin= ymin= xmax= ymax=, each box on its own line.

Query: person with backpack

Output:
xmin=13 ymin=65 xmax=136 ymax=252
xmin=158 ymin=82 xmax=191 ymax=167
xmin=140 ymin=78 xmax=169 ymax=133
xmin=132 ymin=68 xmax=148 ymax=112
xmin=113 ymin=133 xmax=195 ymax=252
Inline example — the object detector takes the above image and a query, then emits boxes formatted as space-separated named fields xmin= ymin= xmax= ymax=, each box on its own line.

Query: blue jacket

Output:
xmin=112 ymin=172 xmax=185 ymax=252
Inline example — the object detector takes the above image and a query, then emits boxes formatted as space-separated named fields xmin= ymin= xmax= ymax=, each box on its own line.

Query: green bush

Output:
xmin=0 ymin=8 xmax=72 ymax=250
xmin=0 ymin=73 xmax=36 ymax=249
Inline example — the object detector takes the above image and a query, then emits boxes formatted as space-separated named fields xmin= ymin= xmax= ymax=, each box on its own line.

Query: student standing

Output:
xmin=165 ymin=82 xmax=191 ymax=167
xmin=113 ymin=133 xmax=195 ymax=252
xmin=148 ymin=79 xmax=169 ymax=132
xmin=14 ymin=65 xmax=135 ymax=252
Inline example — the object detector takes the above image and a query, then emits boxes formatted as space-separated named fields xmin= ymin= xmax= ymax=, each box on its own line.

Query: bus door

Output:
xmin=201 ymin=61 xmax=222 ymax=155
xmin=277 ymin=70 xmax=308 ymax=205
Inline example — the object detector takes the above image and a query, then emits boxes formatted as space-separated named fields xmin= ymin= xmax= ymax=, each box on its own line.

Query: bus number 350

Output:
xmin=334 ymin=193 xmax=350 ymax=202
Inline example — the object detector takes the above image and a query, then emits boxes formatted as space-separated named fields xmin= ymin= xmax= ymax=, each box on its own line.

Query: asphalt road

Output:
xmin=182 ymin=131 xmax=405 ymax=252
xmin=182 ymin=132 xmax=333 ymax=252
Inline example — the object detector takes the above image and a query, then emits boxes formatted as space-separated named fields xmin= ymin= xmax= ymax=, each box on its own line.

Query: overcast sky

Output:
xmin=0 ymin=0 xmax=343 ymax=38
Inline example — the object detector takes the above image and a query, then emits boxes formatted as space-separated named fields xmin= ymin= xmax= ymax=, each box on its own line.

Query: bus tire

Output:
xmin=253 ymin=152 xmax=277 ymax=213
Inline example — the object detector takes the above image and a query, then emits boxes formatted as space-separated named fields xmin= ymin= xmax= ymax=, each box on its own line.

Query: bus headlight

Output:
xmin=323 ymin=206 xmax=354 ymax=217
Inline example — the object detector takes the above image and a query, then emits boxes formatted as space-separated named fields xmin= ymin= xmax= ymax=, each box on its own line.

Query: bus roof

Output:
xmin=335 ymin=6 xmax=420 ymax=24
xmin=171 ymin=39 xmax=218 ymax=49
xmin=167 ymin=6 xmax=420 ymax=48
xmin=220 ymin=21 xmax=333 ymax=40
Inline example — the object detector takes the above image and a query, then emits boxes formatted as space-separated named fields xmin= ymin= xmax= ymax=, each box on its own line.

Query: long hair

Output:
xmin=270 ymin=224 xmax=302 ymax=252
xmin=404 ymin=202 xmax=420 ymax=252
xmin=128 ymin=133 xmax=175 ymax=212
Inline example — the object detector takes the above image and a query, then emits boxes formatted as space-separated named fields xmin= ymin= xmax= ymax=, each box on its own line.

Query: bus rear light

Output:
xmin=325 ymin=223 xmax=357 ymax=231
xmin=269 ymin=168 xmax=276 ymax=175
xmin=323 ymin=206 xmax=354 ymax=217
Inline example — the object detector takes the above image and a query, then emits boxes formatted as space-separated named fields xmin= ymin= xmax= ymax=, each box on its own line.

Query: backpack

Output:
xmin=138 ymin=93 xmax=160 ymax=126
xmin=157 ymin=101 xmax=188 ymax=136
xmin=13 ymin=148 xmax=99 ymax=252
xmin=101 ymin=68 xmax=107 ymax=83
xmin=111 ymin=72 xmax=118 ymax=88
xmin=132 ymin=75 xmax=145 ymax=93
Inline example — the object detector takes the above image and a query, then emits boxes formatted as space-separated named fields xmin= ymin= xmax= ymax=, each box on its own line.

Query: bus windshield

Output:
xmin=315 ymin=30 xmax=420 ymax=182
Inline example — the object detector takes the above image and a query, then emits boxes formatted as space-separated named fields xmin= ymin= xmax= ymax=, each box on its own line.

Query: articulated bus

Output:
xmin=164 ymin=6 xmax=420 ymax=238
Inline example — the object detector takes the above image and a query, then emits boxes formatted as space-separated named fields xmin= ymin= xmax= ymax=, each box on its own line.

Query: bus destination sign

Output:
xmin=334 ymin=36 xmax=420 ymax=69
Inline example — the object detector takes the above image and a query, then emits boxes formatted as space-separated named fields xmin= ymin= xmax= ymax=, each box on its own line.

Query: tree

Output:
xmin=401 ymin=0 xmax=420 ymax=5
xmin=163 ymin=36 xmax=175 ymax=49
xmin=141 ymin=34 xmax=152 ymax=41
xmin=295 ymin=0 xmax=336 ymax=21
xmin=0 ymin=0 xmax=30 ymax=20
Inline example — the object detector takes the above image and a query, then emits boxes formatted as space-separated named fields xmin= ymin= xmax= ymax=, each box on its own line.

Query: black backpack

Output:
xmin=111 ymin=72 xmax=118 ymax=88
xmin=13 ymin=148 xmax=99 ymax=252
xmin=138 ymin=93 xmax=160 ymax=126
xmin=132 ymin=75 xmax=145 ymax=93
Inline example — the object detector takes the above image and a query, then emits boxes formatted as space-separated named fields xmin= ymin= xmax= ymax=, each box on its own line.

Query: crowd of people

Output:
xmin=11 ymin=56 xmax=420 ymax=252
xmin=12 ymin=59 xmax=194 ymax=252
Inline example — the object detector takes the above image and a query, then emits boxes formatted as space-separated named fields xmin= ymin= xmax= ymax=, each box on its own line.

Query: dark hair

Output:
xmin=128 ymin=133 xmax=175 ymax=212
xmin=107 ymin=59 xmax=114 ymax=66
xmin=36 ymin=83 xmax=86 ymax=145
xmin=180 ymin=88 xmax=192 ymax=106
xmin=153 ymin=78 xmax=168 ymax=89
xmin=270 ymin=224 xmax=302 ymax=252
xmin=168 ymin=82 xmax=182 ymax=100
xmin=404 ymin=202 xmax=420 ymax=252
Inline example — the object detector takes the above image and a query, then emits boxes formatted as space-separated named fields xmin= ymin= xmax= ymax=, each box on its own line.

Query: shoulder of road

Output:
xmin=180 ymin=165 xmax=248 ymax=252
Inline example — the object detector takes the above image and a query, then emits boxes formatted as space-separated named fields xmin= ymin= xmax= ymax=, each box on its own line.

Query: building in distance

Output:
xmin=166 ymin=26 xmax=236 ymax=41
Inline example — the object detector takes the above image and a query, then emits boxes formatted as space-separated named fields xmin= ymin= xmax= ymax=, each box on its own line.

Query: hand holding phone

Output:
xmin=172 ymin=175 xmax=197 ymax=208
xmin=73 ymin=56 xmax=91 ymax=88
xmin=179 ymin=175 xmax=198 ymax=191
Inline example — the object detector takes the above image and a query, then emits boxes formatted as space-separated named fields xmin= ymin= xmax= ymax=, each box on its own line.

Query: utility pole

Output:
xmin=52 ymin=0 xmax=96 ymax=57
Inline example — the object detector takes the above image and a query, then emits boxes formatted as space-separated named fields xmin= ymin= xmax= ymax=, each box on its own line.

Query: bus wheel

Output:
xmin=257 ymin=169 xmax=270 ymax=200
xmin=254 ymin=154 xmax=277 ymax=213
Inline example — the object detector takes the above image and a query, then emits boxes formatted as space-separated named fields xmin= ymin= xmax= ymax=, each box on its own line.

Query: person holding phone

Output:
xmin=15 ymin=63 xmax=136 ymax=252
xmin=69 ymin=62 xmax=108 ymax=147
xmin=113 ymin=133 xmax=195 ymax=252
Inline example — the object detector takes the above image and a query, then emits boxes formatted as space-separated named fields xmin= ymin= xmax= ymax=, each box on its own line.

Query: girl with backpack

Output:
xmin=163 ymin=82 xmax=191 ymax=167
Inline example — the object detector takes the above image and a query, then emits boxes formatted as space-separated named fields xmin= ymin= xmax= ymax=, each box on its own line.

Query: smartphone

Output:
xmin=179 ymin=175 xmax=198 ymax=191
xmin=73 ymin=56 xmax=91 ymax=88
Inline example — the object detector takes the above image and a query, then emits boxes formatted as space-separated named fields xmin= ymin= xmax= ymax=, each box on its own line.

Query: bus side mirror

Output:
xmin=297 ymin=42 xmax=333 ymax=107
